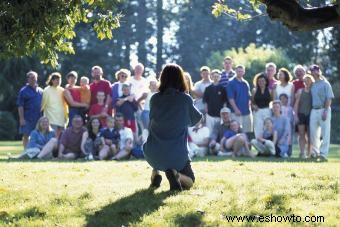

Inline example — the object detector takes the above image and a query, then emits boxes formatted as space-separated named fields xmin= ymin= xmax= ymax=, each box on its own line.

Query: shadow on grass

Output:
xmin=85 ymin=188 xmax=171 ymax=227
xmin=173 ymin=212 xmax=204 ymax=227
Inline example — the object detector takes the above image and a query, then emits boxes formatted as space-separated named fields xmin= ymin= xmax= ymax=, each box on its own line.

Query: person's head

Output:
xmin=183 ymin=72 xmax=193 ymax=92
xmin=293 ymin=65 xmax=306 ymax=80
xmin=66 ymin=71 xmax=78 ymax=86
xmin=223 ymin=56 xmax=233 ymax=71
xmin=265 ymin=62 xmax=277 ymax=79
xmin=72 ymin=115 xmax=83 ymax=129
xmin=279 ymin=93 xmax=289 ymax=106
xmin=200 ymin=66 xmax=211 ymax=81
xmin=309 ymin=64 xmax=321 ymax=78
xmin=303 ymin=74 xmax=314 ymax=88
xmin=88 ymin=117 xmax=101 ymax=132
xmin=114 ymin=112 xmax=125 ymax=129
xmin=271 ymin=100 xmax=282 ymax=116
xmin=36 ymin=116 xmax=51 ymax=132
xmin=229 ymin=120 xmax=240 ymax=132
xmin=220 ymin=107 xmax=231 ymax=123
xmin=106 ymin=116 xmax=115 ymax=129
xmin=158 ymin=63 xmax=188 ymax=93
xmin=26 ymin=71 xmax=38 ymax=87
xmin=235 ymin=65 xmax=245 ymax=78
xmin=80 ymin=76 xmax=89 ymax=87
xmin=91 ymin=65 xmax=103 ymax=81
xmin=96 ymin=91 xmax=105 ymax=103
xmin=134 ymin=63 xmax=144 ymax=78
xmin=211 ymin=69 xmax=221 ymax=83
xmin=264 ymin=117 xmax=273 ymax=130
xmin=252 ymin=72 xmax=269 ymax=88
xmin=148 ymin=77 xmax=158 ymax=92
xmin=46 ymin=72 xmax=62 ymax=87
xmin=278 ymin=68 xmax=292 ymax=83
xmin=122 ymin=83 xmax=131 ymax=96
xmin=115 ymin=68 xmax=131 ymax=82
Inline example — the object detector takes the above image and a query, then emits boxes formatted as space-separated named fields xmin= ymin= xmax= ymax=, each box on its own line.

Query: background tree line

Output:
xmin=0 ymin=0 xmax=339 ymax=140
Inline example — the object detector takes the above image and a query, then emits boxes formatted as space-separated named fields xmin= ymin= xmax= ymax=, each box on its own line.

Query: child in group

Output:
xmin=80 ymin=76 xmax=91 ymax=106
xmin=88 ymin=91 xmax=112 ymax=127
xmin=99 ymin=117 xmax=120 ymax=159
xmin=251 ymin=117 xmax=277 ymax=156
xmin=115 ymin=83 xmax=139 ymax=135
xmin=279 ymin=93 xmax=294 ymax=156
xmin=220 ymin=120 xmax=254 ymax=157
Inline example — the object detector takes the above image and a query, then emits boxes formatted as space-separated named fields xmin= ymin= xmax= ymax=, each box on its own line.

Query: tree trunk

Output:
xmin=136 ymin=0 xmax=148 ymax=64
xmin=156 ymin=0 xmax=164 ymax=74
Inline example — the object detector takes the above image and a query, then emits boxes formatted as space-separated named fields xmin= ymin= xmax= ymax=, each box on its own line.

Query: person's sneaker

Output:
xmin=150 ymin=174 xmax=162 ymax=188
xmin=165 ymin=169 xmax=182 ymax=191
xmin=316 ymin=156 xmax=328 ymax=162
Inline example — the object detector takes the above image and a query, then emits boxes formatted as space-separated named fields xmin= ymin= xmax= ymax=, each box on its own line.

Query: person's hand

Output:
xmin=19 ymin=118 xmax=26 ymax=126
xmin=252 ymin=104 xmax=258 ymax=112
xmin=105 ymin=139 xmax=112 ymax=145
xmin=235 ymin=109 xmax=242 ymax=116
xmin=322 ymin=109 xmax=328 ymax=121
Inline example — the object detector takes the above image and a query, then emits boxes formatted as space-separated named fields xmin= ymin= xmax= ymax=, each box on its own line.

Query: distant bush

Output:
xmin=0 ymin=111 xmax=17 ymax=140
xmin=206 ymin=43 xmax=292 ymax=85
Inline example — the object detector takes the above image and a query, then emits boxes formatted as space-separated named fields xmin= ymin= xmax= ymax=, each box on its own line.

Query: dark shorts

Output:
xmin=179 ymin=161 xmax=195 ymax=182
xmin=298 ymin=113 xmax=310 ymax=126
xmin=19 ymin=121 xmax=37 ymax=136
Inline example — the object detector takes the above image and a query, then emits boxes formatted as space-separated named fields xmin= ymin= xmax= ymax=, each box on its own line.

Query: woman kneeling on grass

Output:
xmin=143 ymin=63 xmax=202 ymax=191
xmin=20 ymin=116 xmax=58 ymax=159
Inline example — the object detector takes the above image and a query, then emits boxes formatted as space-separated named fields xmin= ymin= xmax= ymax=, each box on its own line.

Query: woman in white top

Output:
xmin=274 ymin=68 xmax=294 ymax=106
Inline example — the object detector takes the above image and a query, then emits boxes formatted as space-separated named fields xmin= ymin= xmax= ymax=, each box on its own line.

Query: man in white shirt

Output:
xmin=112 ymin=113 xmax=134 ymax=160
xmin=192 ymin=66 xmax=212 ymax=113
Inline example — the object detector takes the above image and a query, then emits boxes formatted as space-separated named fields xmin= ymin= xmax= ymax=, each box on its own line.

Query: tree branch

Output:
xmin=259 ymin=0 xmax=340 ymax=31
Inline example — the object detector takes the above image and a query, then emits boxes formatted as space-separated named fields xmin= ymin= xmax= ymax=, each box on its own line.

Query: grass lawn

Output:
xmin=0 ymin=141 xmax=339 ymax=226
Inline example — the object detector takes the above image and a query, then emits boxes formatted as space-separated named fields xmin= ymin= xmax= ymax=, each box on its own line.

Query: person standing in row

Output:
xmin=89 ymin=65 xmax=112 ymax=111
xmin=41 ymin=72 xmax=68 ymax=138
xmin=17 ymin=71 xmax=43 ymax=148
xmin=192 ymin=66 xmax=212 ymax=114
xmin=309 ymin=65 xmax=334 ymax=162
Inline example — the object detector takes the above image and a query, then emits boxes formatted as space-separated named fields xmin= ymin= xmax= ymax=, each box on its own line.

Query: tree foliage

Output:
xmin=207 ymin=43 xmax=291 ymax=82
xmin=0 ymin=0 xmax=122 ymax=67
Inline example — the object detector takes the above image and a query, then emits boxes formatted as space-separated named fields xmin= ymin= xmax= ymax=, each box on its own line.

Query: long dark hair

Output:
xmin=252 ymin=72 xmax=269 ymax=88
xmin=87 ymin=117 xmax=101 ymax=140
xmin=159 ymin=64 xmax=188 ymax=93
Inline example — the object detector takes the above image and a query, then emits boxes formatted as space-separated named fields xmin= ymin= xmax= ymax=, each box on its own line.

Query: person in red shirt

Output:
xmin=292 ymin=64 xmax=306 ymax=94
xmin=89 ymin=91 xmax=112 ymax=127
xmin=89 ymin=65 xmax=112 ymax=109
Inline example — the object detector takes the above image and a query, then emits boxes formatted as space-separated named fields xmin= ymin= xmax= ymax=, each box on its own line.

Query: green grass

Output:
xmin=0 ymin=142 xmax=339 ymax=226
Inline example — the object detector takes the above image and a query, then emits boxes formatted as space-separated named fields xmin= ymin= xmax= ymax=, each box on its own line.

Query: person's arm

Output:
xmin=18 ymin=106 xmax=25 ymax=126
xmin=251 ymin=88 xmax=258 ymax=111
xmin=290 ymin=84 xmax=295 ymax=107
xmin=272 ymin=130 xmax=278 ymax=145
xmin=80 ymin=131 xmax=89 ymax=155
xmin=58 ymin=144 xmax=65 ymax=158
xmin=293 ymin=90 xmax=301 ymax=123
xmin=322 ymin=99 xmax=332 ymax=121
xmin=41 ymin=89 xmax=47 ymax=112
xmin=116 ymin=97 xmax=127 ymax=107
xmin=228 ymin=98 xmax=241 ymax=116
xmin=64 ymin=89 xmax=88 ymax=108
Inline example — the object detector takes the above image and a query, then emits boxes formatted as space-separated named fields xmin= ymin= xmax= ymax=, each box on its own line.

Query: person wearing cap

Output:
xmin=112 ymin=68 xmax=131 ymax=111
xmin=192 ymin=66 xmax=212 ymax=113
xmin=209 ymin=107 xmax=231 ymax=155
xmin=227 ymin=65 xmax=253 ymax=137
xmin=203 ymin=69 xmax=227 ymax=137
xmin=309 ymin=64 xmax=334 ymax=162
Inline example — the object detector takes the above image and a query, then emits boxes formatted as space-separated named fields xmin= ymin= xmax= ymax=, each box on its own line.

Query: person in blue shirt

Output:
xmin=17 ymin=71 xmax=43 ymax=148
xmin=227 ymin=65 xmax=253 ymax=138
xmin=143 ymin=63 xmax=202 ymax=191
xmin=20 ymin=116 xmax=57 ymax=159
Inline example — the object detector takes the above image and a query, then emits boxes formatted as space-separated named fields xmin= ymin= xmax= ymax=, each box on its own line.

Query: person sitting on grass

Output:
xmin=220 ymin=120 xmax=255 ymax=157
xmin=99 ymin=116 xmax=120 ymax=160
xmin=188 ymin=117 xmax=210 ymax=158
xmin=81 ymin=117 xmax=104 ymax=160
xmin=112 ymin=113 xmax=134 ymax=160
xmin=251 ymin=117 xmax=277 ymax=156
xmin=20 ymin=116 xmax=58 ymax=159
xmin=58 ymin=115 xmax=86 ymax=160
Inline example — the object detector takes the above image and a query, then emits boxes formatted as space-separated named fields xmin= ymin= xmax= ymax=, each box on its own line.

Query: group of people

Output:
xmin=16 ymin=58 xmax=333 ymax=190
xmin=186 ymin=58 xmax=333 ymax=162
